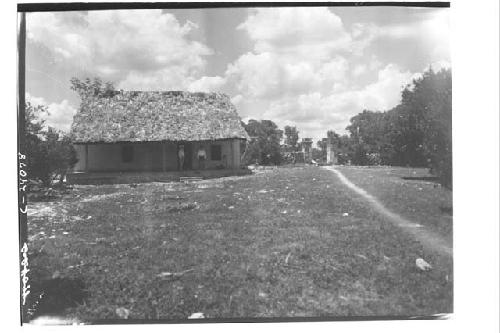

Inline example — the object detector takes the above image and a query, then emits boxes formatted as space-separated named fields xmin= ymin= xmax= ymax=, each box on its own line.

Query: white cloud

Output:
xmin=238 ymin=7 xmax=352 ymax=56
xmin=225 ymin=8 xmax=402 ymax=140
xmin=26 ymin=94 xmax=77 ymax=133
xmin=352 ymin=64 xmax=367 ymax=77
xmin=187 ymin=76 xmax=227 ymax=92
xmin=225 ymin=51 xmax=349 ymax=99
xmin=260 ymin=91 xmax=354 ymax=139
xmin=225 ymin=8 xmax=356 ymax=100
xmin=423 ymin=10 xmax=450 ymax=61
xmin=360 ymin=64 xmax=414 ymax=111
xmin=27 ymin=10 xmax=213 ymax=90
xmin=238 ymin=63 xmax=417 ymax=141
xmin=427 ymin=60 xmax=452 ymax=72
xmin=26 ymin=94 xmax=47 ymax=109
xmin=225 ymin=52 xmax=282 ymax=98
xmin=118 ymin=67 xmax=194 ymax=91
xmin=44 ymin=100 xmax=77 ymax=132
xmin=230 ymin=94 xmax=244 ymax=106
xmin=223 ymin=8 xmax=447 ymax=142
xmin=26 ymin=8 xmax=450 ymax=144
xmin=354 ymin=9 xmax=450 ymax=63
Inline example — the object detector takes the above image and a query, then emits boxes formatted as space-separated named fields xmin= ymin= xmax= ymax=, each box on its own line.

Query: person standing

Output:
xmin=178 ymin=145 xmax=185 ymax=171
xmin=222 ymin=154 xmax=227 ymax=169
xmin=197 ymin=145 xmax=206 ymax=170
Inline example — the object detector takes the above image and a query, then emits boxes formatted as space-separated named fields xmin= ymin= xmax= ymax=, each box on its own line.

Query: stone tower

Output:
xmin=301 ymin=138 xmax=313 ymax=163
xmin=326 ymin=141 xmax=337 ymax=164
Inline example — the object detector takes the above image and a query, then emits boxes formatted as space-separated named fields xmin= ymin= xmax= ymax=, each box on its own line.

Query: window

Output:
xmin=122 ymin=145 xmax=134 ymax=163
xmin=211 ymin=144 xmax=222 ymax=160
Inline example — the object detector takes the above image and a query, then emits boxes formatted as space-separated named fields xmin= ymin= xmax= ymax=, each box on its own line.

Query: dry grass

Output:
xmin=25 ymin=166 xmax=453 ymax=322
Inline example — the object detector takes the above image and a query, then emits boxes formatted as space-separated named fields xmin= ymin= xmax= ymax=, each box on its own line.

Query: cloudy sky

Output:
xmin=25 ymin=6 xmax=450 ymax=141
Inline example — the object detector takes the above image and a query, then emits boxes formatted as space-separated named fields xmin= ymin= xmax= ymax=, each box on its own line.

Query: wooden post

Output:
xmin=162 ymin=142 xmax=166 ymax=172
xmin=233 ymin=139 xmax=240 ymax=169
xmin=229 ymin=139 xmax=234 ymax=169
xmin=85 ymin=144 xmax=89 ymax=172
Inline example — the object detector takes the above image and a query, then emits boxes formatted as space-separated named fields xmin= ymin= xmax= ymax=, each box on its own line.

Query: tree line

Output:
xmin=242 ymin=68 xmax=452 ymax=187
xmin=24 ymin=69 xmax=451 ymax=189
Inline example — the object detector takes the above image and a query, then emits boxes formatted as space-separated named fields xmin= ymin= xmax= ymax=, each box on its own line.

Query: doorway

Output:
xmin=179 ymin=142 xmax=193 ymax=171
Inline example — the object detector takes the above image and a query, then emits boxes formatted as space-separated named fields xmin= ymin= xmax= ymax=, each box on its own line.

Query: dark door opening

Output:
xmin=180 ymin=142 xmax=193 ymax=170
xmin=151 ymin=143 xmax=163 ymax=171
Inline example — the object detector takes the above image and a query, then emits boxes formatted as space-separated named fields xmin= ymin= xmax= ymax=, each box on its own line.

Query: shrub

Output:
xmin=24 ymin=102 xmax=78 ymax=187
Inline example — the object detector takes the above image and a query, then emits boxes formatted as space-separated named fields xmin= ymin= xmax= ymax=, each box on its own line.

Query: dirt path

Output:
xmin=325 ymin=166 xmax=453 ymax=258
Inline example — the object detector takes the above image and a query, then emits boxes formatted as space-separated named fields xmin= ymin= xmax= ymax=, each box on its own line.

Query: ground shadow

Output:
xmin=401 ymin=176 xmax=440 ymax=182
xmin=27 ymin=277 xmax=89 ymax=322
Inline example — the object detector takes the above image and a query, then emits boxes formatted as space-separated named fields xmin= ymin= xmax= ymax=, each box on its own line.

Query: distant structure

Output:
xmin=326 ymin=140 xmax=338 ymax=165
xmin=319 ymin=138 xmax=328 ymax=163
xmin=301 ymin=138 xmax=313 ymax=163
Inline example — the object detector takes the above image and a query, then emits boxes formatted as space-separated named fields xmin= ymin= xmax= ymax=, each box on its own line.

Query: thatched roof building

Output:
xmin=70 ymin=91 xmax=249 ymax=143
xmin=69 ymin=91 xmax=249 ymax=178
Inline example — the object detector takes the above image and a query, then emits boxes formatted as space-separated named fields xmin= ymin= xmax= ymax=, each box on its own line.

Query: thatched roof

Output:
xmin=70 ymin=91 xmax=249 ymax=143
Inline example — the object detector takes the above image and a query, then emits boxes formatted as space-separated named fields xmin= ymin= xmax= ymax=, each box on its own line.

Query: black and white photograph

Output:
xmin=11 ymin=1 xmax=495 ymax=327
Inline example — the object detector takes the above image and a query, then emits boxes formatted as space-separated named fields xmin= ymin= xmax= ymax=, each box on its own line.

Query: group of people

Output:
xmin=177 ymin=144 xmax=206 ymax=171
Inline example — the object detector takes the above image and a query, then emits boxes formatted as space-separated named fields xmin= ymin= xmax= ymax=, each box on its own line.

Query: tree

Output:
xmin=70 ymin=77 xmax=118 ymax=99
xmin=337 ymin=67 xmax=452 ymax=186
xmin=319 ymin=67 xmax=451 ymax=183
xmin=317 ymin=138 xmax=327 ymax=152
xmin=242 ymin=119 xmax=283 ymax=165
xmin=44 ymin=128 xmax=78 ymax=185
xmin=24 ymin=102 xmax=78 ymax=186
xmin=316 ymin=138 xmax=327 ymax=162
xmin=401 ymin=68 xmax=452 ymax=187
xmin=311 ymin=148 xmax=324 ymax=162
xmin=284 ymin=126 xmax=299 ymax=151
xmin=335 ymin=134 xmax=353 ymax=165
xmin=24 ymin=102 xmax=51 ymax=184
xmin=343 ymin=102 xmax=433 ymax=167
xmin=345 ymin=110 xmax=395 ymax=165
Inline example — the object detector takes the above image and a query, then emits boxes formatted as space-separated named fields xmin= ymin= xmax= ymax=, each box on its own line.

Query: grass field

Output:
xmin=26 ymin=166 xmax=453 ymax=322
xmin=337 ymin=166 xmax=453 ymax=243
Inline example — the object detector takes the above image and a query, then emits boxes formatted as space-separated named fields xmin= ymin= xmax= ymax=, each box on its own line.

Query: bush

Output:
xmin=24 ymin=102 xmax=78 ymax=187
xmin=367 ymin=152 xmax=382 ymax=166
xmin=242 ymin=119 xmax=283 ymax=165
